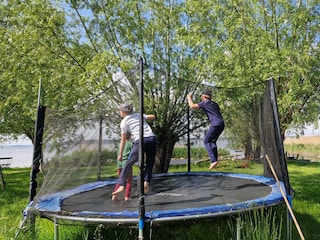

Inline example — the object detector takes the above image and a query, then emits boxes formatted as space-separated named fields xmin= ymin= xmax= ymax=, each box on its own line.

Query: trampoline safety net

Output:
xmin=28 ymin=76 xmax=289 ymax=221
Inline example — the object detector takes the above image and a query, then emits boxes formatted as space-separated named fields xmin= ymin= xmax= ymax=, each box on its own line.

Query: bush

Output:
xmin=172 ymin=146 xmax=230 ymax=160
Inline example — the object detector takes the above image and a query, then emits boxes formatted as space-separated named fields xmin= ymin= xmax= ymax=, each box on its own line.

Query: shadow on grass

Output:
xmin=0 ymin=169 xmax=30 ymax=203
xmin=285 ymin=161 xmax=320 ymax=240
xmin=292 ymin=211 xmax=320 ymax=240
xmin=287 ymin=161 xmax=320 ymax=204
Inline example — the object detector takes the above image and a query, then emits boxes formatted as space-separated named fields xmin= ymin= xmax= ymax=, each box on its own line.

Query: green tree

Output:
xmin=63 ymin=0 xmax=208 ymax=173
xmin=0 ymin=0 xmax=120 ymax=143
xmin=1 ymin=0 xmax=319 ymax=173
xmin=182 ymin=0 xmax=320 ymax=155
xmin=0 ymin=0 xmax=96 ymax=143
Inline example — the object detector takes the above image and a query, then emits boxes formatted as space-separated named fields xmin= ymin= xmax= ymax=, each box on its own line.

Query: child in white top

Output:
xmin=112 ymin=103 xmax=157 ymax=199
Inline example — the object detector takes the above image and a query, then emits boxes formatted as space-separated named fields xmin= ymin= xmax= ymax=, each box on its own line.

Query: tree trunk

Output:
xmin=244 ymin=134 xmax=253 ymax=157
xmin=254 ymin=144 xmax=261 ymax=159
xmin=153 ymin=132 xmax=179 ymax=173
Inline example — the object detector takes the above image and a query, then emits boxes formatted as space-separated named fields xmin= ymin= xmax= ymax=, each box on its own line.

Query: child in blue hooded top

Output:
xmin=187 ymin=89 xmax=225 ymax=170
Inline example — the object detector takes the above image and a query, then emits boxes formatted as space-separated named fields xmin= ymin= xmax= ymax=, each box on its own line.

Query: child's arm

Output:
xmin=187 ymin=94 xmax=200 ymax=109
xmin=117 ymin=133 xmax=127 ymax=161
xmin=145 ymin=114 xmax=156 ymax=121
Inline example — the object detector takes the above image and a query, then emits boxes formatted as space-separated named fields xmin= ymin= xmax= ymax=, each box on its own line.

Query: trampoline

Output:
xmin=33 ymin=172 xmax=285 ymax=224
xmin=19 ymin=71 xmax=291 ymax=239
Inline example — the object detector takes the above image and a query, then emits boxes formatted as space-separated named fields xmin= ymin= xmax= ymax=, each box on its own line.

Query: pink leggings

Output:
xmin=113 ymin=168 xmax=133 ymax=198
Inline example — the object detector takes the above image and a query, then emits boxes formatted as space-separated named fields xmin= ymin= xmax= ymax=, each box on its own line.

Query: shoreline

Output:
xmin=0 ymin=144 xmax=33 ymax=168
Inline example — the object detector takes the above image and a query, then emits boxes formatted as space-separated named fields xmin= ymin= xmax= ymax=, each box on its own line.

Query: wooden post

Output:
xmin=265 ymin=155 xmax=305 ymax=240
xmin=0 ymin=165 xmax=5 ymax=190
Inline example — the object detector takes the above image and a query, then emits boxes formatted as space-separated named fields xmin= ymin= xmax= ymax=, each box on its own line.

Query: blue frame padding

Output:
xmin=33 ymin=172 xmax=285 ymax=219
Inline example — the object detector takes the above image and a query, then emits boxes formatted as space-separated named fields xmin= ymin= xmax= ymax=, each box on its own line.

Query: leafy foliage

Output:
xmin=0 ymin=0 xmax=319 ymax=171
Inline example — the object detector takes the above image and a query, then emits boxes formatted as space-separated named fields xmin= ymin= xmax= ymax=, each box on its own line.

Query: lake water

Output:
xmin=0 ymin=140 xmax=242 ymax=169
xmin=0 ymin=145 xmax=33 ymax=168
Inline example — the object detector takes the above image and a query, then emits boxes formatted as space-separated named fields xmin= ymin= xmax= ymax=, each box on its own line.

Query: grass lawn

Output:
xmin=0 ymin=159 xmax=319 ymax=240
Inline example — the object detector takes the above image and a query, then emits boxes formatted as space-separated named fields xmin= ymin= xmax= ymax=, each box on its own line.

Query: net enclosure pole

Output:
xmin=187 ymin=108 xmax=191 ymax=172
xmin=29 ymin=78 xmax=46 ymax=202
xmin=138 ymin=57 xmax=145 ymax=240
xmin=265 ymin=78 xmax=293 ymax=239
xmin=267 ymin=78 xmax=291 ymax=195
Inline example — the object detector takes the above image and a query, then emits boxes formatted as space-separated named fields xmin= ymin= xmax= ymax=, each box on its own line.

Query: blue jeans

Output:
xmin=204 ymin=124 xmax=224 ymax=163
xmin=118 ymin=136 xmax=157 ymax=186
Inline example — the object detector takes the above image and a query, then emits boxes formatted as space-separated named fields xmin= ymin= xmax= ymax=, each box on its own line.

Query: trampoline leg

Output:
xmin=287 ymin=195 xmax=293 ymax=240
xmin=54 ymin=217 xmax=59 ymax=240
xmin=138 ymin=219 xmax=144 ymax=240
xmin=29 ymin=211 xmax=36 ymax=239
xmin=287 ymin=210 xmax=292 ymax=240
xmin=236 ymin=217 xmax=241 ymax=240
xmin=149 ymin=220 xmax=154 ymax=240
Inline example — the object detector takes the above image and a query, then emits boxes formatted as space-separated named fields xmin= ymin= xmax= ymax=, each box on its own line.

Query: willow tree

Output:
xmin=62 ymin=0 xmax=211 ymax=173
